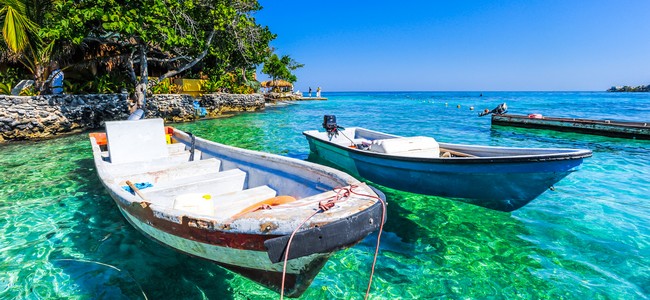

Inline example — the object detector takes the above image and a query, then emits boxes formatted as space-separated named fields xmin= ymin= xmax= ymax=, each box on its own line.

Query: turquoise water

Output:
xmin=1 ymin=92 xmax=648 ymax=299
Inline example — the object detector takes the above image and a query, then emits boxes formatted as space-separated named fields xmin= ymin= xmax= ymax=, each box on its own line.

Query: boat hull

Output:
xmin=105 ymin=184 xmax=382 ymax=297
xmin=305 ymin=131 xmax=589 ymax=212
xmin=492 ymin=114 xmax=650 ymax=140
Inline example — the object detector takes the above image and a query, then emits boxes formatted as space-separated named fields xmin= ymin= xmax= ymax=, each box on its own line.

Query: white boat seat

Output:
xmin=109 ymin=158 xmax=222 ymax=185
xmin=105 ymin=119 xmax=169 ymax=164
xmin=143 ymin=168 xmax=246 ymax=195
xmin=370 ymin=136 xmax=440 ymax=158
xmin=105 ymin=152 xmax=202 ymax=174
xmin=172 ymin=185 xmax=277 ymax=219
xmin=212 ymin=185 xmax=277 ymax=220
xmin=167 ymin=143 xmax=188 ymax=155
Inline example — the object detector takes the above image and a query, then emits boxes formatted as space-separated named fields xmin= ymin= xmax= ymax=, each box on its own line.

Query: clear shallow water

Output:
xmin=1 ymin=92 xmax=649 ymax=299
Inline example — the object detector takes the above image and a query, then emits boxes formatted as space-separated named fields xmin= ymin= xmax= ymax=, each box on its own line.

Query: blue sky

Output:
xmin=255 ymin=1 xmax=650 ymax=92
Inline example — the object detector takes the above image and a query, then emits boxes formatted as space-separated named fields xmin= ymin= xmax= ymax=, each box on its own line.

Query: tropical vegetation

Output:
xmin=1 ymin=0 xmax=302 ymax=108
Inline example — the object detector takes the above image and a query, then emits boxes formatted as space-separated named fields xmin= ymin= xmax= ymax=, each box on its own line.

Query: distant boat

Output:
xmin=492 ymin=114 xmax=650 ymax=140
xmin=303 ymin=116 xmax=592 ymax=212
xmin=89 ymin=118 xmax=385 ymax=297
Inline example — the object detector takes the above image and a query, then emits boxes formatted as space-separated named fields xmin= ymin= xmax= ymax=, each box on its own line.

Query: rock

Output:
xmin=0 ymin=93 xmax=262 ymax=142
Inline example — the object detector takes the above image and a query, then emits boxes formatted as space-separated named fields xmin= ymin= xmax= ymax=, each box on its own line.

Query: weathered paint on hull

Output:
xmin=113 ymin=195 xmax=328 ymax=297
xmin=306 ymin=138 xmax=584 ymax=212
xmin=492 ymin=114 xmax=650 ymax=140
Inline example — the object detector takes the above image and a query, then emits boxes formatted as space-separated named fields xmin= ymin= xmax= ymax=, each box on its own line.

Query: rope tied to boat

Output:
xmin=318 ymin=186 xmax=352 ymax=211
xmin=280 ymin=184 xmax=386 ymax=300
xmin=188 ymin=132 xmax=196 ymax=161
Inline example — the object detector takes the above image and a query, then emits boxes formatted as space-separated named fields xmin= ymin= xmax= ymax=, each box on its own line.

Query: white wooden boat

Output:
xmin=304 ymin=117 xmax=592 ymax=212
xmin=89 ymin=118 xmax=385 ymax=297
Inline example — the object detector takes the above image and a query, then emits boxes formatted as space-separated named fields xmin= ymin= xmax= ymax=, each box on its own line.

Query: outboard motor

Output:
xmin=323 ymin=115 xmax=341 ymax=139
xmin=479 ymin=102 xmax=508 ymax=117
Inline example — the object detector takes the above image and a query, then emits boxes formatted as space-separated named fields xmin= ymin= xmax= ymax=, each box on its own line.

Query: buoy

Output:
xmin=203 ymin=194 xmax=212 ymax=200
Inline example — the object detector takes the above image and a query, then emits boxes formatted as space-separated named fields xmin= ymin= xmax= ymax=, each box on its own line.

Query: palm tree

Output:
xmin=1 ymin=0 xmax=57 ymax=92
xmin=0 ymin=0 xmax=38 ymax=53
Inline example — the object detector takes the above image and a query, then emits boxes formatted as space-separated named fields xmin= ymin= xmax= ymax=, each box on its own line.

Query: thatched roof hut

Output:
xmin=261 ymin=79 xmax=293 ymax=88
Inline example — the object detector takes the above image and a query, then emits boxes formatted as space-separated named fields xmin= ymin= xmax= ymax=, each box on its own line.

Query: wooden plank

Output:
xmin=492 ymin=114 xmax=650 ymax=139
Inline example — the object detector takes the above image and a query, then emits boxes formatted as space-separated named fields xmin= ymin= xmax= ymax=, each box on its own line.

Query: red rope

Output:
xmin=348 ymin=188 xmax=386 ymax=300
xmin=279 ymin=185 xmax=386 ymax=300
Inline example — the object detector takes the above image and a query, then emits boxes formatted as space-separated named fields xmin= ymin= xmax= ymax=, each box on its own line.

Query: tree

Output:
xmin=1 ymin=0 xmax=58 ymax=92
xmin=261 ymin=53 xmax=303 ymax=83
xmin=0 ymin=0 xmax=37 ymax=53
xmin=50 ymin=0 xmax=274 ymax=113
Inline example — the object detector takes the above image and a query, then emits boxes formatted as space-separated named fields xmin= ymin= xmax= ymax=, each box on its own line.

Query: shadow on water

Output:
xmin=54 ymin=156 xmax=239 ymax=299
xmin=305 ymin=150 xmax=614 ymax=298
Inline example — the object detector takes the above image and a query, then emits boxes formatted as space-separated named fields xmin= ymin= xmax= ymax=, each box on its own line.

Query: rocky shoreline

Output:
xmin=607 ymin=85 xmax=650 ymax=92
xmin=0 ymin=93 xmax=264 ymax=143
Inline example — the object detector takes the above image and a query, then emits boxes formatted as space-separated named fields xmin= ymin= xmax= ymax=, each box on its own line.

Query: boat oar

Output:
xmin=126 ymin=180 xmax=150 ymax=208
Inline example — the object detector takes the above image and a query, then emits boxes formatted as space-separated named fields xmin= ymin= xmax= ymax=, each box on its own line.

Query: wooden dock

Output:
xmin=491 ymin=114 xmax=650 ymax=140
xmin=264 ymin=95 xmax=328 ymax=102
xmin=296 ymin=97 xmax=327 ymax=101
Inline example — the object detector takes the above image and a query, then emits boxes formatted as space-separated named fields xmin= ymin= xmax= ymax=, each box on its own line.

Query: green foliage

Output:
xmin=2 ymin=0 xmax=287 ymax=97
xmin=207 ymin=72 xmax=254 ymax=94
xmin=0 ymin=67 xmax=23 ymax=87
xmin=0 ymin=0 xmax=39 ymax=53
xmin=63 ymin=72 xmax=127 ymax=94
xmin=1 ymin=0 xmax=58 ymax=91
xmin=19 ymin=85 xmax=37 ymax=95
xmin=151 ymin=79 xmax=180 ymax=94
xmin=91 ymin=73 xmax=121 ymax=94
xmin=0 ymin=82 xmax=11 ymax=94
xmin=262 ymin=54 xmax=303 ymax=83
xmin=201 ymin=78 xmax=221 ymax=93
xmin=63 ymin=80 xmax=91 ymax=94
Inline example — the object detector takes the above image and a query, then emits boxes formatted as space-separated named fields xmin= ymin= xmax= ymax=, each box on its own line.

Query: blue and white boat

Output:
xmin=303 ymin=117 xmax=592 ymax=212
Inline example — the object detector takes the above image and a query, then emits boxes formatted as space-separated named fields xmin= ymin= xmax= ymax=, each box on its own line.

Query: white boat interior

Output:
xmin=92 ymin=119 xmax=375 ymax=229
xmin=306 ymin=127 xmax=588 ymax=159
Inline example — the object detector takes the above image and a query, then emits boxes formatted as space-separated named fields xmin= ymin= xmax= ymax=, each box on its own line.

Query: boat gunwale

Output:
xmin=302 ymin=129 xmax=593 ymax=165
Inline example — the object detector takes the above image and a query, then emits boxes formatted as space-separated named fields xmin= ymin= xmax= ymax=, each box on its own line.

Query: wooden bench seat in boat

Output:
xmin=141 ymin=168 xmax=246 ymax=196
xmin=101 ymin=144 xmax=201 ymax=162
xmin=172 ymin=185 xmax=278 ymax=219
xmin=104 ymin=152 xmax=202 ymax=174
xmin=166 ymin=142 xmax=188 ymax=155
xmin=109 ymin=158 xmax=222 ymax=185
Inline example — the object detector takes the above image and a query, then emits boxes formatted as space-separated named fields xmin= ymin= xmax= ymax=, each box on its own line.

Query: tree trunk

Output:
xmin=34 ymin=64 xmax=47 ymax=93
xmin=133 ymin=46 xmax=149 ymax=114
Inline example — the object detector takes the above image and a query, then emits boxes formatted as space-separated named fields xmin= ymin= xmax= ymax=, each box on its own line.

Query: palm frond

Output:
xmin=1 ymin=0 xmax=39 ymax=53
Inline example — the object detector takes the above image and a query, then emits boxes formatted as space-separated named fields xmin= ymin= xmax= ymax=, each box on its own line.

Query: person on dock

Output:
xmin=46 ymin=61 xmax=64 ymax=94
xmin=309 ymin=87 xmax=312 ymax=97
xmin=316 ymin=87 xmax=321 ymax=98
